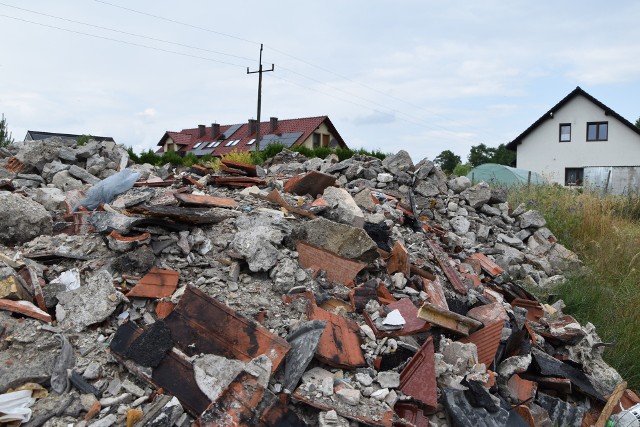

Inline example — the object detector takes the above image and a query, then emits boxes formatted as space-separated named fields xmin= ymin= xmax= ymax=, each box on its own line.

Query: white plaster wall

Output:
xmin=515 ymin=95 xmax=640 ymax=184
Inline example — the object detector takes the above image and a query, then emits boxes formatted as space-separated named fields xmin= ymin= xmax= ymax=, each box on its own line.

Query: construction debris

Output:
xmin=0 ymin=140 xmax=634 ymax=426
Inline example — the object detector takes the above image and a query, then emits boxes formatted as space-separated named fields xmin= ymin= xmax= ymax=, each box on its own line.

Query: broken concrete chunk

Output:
xmin=300 ymin=218 xmax=379 ymax=262
xmin=0 ymin=192 xmax=52 ymax=245
xmin=193 ymin=354 xmax=248 ymax=402
xmin=460 ymin=181 xmax=492 ymax=209
xmin=519 ymin=209 xmax=547 ymax=229
xmin=442 ymin=388 xmax=509 ymax=427
xmin=382 ymin=150 xmax=414 ymax=175
xmin=55 ymin=270 xmax=124 ymax=332
xmin=284 ymin=320 xmax=327 ymax=392
xmin=232 ymin=212 xmax=291 ymax=272
xmin=322 ymin=186 xmax=365 ymax=228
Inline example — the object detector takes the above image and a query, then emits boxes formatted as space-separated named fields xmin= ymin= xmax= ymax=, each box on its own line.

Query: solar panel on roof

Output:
xmin=259 ymin=132 xmax=304 ymax=148
xmin=221 ymin=124 xmax=242 ymax=139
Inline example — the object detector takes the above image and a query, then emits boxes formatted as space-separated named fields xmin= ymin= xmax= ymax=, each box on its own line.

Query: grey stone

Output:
xmin=0 ymin=192 xmax=52 ymax=244
xmin=283 ymin=320 xmax=326 ymax=392
xmin=489 ymin=187 xmax=508 ymax=204
xmin=75 ymin=140 xmax=101 ymax=160
xmin=112 ymin=245 xmax=156 ymax=274
xmin=16 ymin=138 xmax=64 ymax=172
xmin=460 ymin=182 xmax=492 ymax=208
xmin=86 ymin=155 xmax=108 ymax=176
xmin=68 ymin=164 xmax=101 ymax=185
xmin=450 ymin=216 xmax=471 ymax=234
xmin=12 ymin=178 xmax=41 ymax=189
xmin=476 ymin=223 xmax=491 ymax=242
xmin=377 ymin=172 xmax=393 ymax=183
xmin=58 ymin=147 xmax=78 ymax=162
xmin=497 ymin=353 xmax=531 ymax=379
xmin=336 ymin=388 xmax=361 ymax=406
xmin=51 ymin=170 xmax=85 ymax=191
xmin=83 ymin=361 xmax=102 ymax=380
xmin=511 ymin=202 xmax=527 ymax=217
xmin=322 ymin=187 xmax=365 ymax=228
xmin=415 ymin=180 xmax=440 ymax=197
xmin=382 ymin=150 xmax=414 ymax=175
xmin=353 ymin=188 xmax=377 ymax=212
xmin=448 ymin=176 xmax=472 ymax=193
xmin=376 ymin=371 xmax=400 ymax=388
xmin=270 ymin=258 xmax=299 ymax=293
xmin=355 ymin=373 xmax=373 ymax=387
xmin=519 ymin=210 xmax=546 ymax=228
xmin=232 ymin=212 xmax=291 ymax=272
xmin=496 ymin=233 xmax=525 ymax=249
xmin=414 ymin=158 xmax=435 ymax=180
xmin=193 ymin=354 xmax=247 ymax=401
xmin=299 ymin=218 xmax=379 ymax=262
xmin=56 ymin=270 xmax=124 ymax=332
xmin=480 ymin=204 xmax=501 ymax=216
xmin=33 ymin=187 xmax=67 ymax=212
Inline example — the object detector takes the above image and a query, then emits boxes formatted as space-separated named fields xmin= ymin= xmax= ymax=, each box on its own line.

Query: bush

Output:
xmin=182 ymin=152 xmax=199 ymax=167
xmin=221 ymin=148 xmax=254 ymax=164
xmin=453 ymin=163 xmax=472 ymax=177
xmin=76 ymin=134 xmax=92 ymax=146
xmin=127 ymin=146 xmax=140 ymax=164
xmin=138 ymin=149 xmax=162 ymax=165
xmin=158 ymin=150 xmax=184 ymax=166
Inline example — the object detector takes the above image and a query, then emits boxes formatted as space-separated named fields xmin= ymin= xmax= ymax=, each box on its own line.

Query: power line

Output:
xmin=93 ymin=0 xmax=258 ymax=45
xmin=0 ymin=13 xmax=246 ymax=68
xmin=0 ymin=2 xmax=254 ymax=63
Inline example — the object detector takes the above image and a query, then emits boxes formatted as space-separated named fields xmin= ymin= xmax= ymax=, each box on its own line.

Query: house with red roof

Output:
xmin=157 ymin=116 xmax=348 ymax=157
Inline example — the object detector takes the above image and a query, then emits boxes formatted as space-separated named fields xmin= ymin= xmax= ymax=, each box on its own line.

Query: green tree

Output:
xmin=453 ymin=163 xmax=472 ymax=177
xmin=636 ymin=117 xmax=640 ymax=128
xmin=492 ymin=143 xmax=516 ymax=166
xmin=468 ymin=143 xmax=495 ymax=167
xmin=0 ymin=113 xmax=15 ymax=148
xmin=434 ymin=150 xmax=461 ymax=173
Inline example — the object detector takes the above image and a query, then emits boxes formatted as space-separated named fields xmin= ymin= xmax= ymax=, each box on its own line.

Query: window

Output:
xmin=312 ymin=133 xmax=320 ymax=148
xmin=322 ymin=134 xmax=330 ymax=147
xmin=231 ymin=140 xmax=239 ymax=146
xmin=246 ymin=139 xmax=256 ymax=146
xmin=587 ymin=122 xmax=608 ymax=141
xmin=224 ymin=140 xmax=234 ymax=147
xmin=565 ymin=168 xmax=584 ymax=186
xmin=559 ymin=124 xmax=571 ymax=142
xmin=193 ymin=142 xmax=203 ymax=149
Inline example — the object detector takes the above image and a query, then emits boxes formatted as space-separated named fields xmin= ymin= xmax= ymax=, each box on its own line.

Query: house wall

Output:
xmin=583 ymin=166 xmax=640 ymax=195
xmin=298 ymin=123 xmax=338 ymax=149
xmin=516 ymin=95 xmax=640 ymax=185
xmin=162 ymin=137 xmax=178 ymax=153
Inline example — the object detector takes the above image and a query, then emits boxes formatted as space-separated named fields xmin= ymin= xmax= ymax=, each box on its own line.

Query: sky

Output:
xmin=2 ymin=1 xmax=640 ymax=163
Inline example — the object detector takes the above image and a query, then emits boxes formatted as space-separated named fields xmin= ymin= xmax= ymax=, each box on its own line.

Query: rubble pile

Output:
xmin=0 ymin=139 xmax=638 ymax=427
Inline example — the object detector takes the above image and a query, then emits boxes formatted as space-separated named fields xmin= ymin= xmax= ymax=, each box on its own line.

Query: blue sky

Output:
xmin=2 ymin=1 xmax=640 ymax=163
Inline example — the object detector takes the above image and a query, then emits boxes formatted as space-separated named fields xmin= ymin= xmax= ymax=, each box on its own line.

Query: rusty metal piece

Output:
xmin=0 ymin=298 xmax=51 ymax=322
xmin=422 ymin=277 xmax=448 ymax=310
xmin=399 ymin=336 xmax=437 ymax=411
xmin=595 ymin=381 xmax=627 ymax=427
xmin=283 ymin=170 xmax=336 ymax=198
xmin=4 ymin=157 xmax=25 ymax=173
xmin=292 ymin=388 xmax=393 ymax=427
xmin=221 ymin=160 xmax=258 ymax=177
xmin=127 ymin=268 xmax=179 ymax=299
xmin=190 ymin=164 xmax=212 ymax=176
xmin=296 ymin=241 xmax=366 ymax=286
xmin=364 ymin=298 xmax=430 ymax=338
xmin=174 ymin=192 xmax=238 ymax=208
xmin=258 ymin=189 xmax=316 ymax=219
xmin=468 ymin=253 xmax=504 ymax=277
xmin=306 ymin=303 xmax=366 ymax=369
xmin=417 ymin=302 xmax=482 ymax=336
xmin=212 ymin=176 xmax=265 ymax=187
xmin=386 ymin=241 xmax=410 ymax=277
xmin=459 ymin=321 xmax=503 ymax=368
xmin=511 ymin=298 xmax=544 ymax=323
xmin=425 ymin=239 xmax=468 ymax=295
xmin=164 ymin=286 xmax=290 ymax=373
xmin=127 ymin=204 xmax=237 ymax=225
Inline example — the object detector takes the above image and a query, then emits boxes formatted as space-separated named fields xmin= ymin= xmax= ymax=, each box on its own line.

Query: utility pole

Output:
xmin=247 ymin=44 xmax=274 ymax=153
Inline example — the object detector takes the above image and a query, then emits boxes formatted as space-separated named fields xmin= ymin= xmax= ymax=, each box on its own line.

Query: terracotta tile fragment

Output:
xmin=218 ymin=163 xmax=247 ymax=175
xmin=155 ymin=301 xmax=176 ymax=319
xmin=212 ymin=176 xmax=265 ymax=187
xmin=417 ymin=302 xmax=482 ymax=336
xmin=349 ymin=280 xmax=379 ymax=312
xmin=393 ymin=402 xmax=430 ymax=427
xmin=511 ymin=298 xmax=544 ymax=323
xmin=5 ymin=157 xmax=25 ymax=173
xmin=174 ymin=192 xmax=238 ymax=208
xmin=0 ymin=299 xmax=51 ymax=322
xmin=84 ymin=401 xmax=101 ymax=421
xmin=459 ymin=321 xmax=503 ymax=368
xmin=466 ymin=302 xmax=509 ymax=326
xmin=364 ymin=298 xmax=430 ymax=338
xmin=189 ymin=164 xmax=211 ymax=176
xmin=127 ymin=268 xmax=179 ymax=299
xmin=507 ymin=374 xmax=538 ymax=404
xmin=164 ymin=286 xmax=290 ymax=373
xmin=513 ymin=405 xmax=536 ymax=427
xmin=306 ymin=303 xmax=366 ymax=369
xmin=182 ymin=175 xmax=205 ymax=188
xmin=221 ymin=159 xmax=258 ymax=177
xmin=296 ymin=241 xmax=366 ymax=286
xmin=283 ymin=170 xmax=336 ymax=197
xmin=386 ymin=241 xmax=410 ymax=277
xmin=421 ymin=277 xmax=449 ymax=310
xmin=399 ymin=336 xmax=437 ymax=410
xmin=618 ymin=388 xmax=640 ymax=412
xmin=468 ymin=252 xmax=504 ymax=277
xmin=425 ymin=240 xmax=468 ymax=295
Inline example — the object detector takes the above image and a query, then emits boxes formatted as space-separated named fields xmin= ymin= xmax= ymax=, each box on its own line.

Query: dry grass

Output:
xmin=509 ymin=184 xmax=640 ymax=391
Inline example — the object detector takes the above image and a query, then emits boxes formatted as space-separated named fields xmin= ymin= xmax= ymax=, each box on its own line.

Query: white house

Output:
xmin=506 ymin=87 xmax=640 ymax=194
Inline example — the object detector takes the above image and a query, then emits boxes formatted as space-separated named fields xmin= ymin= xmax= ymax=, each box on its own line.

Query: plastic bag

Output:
xmin=0 ymin=390 xmax=36 ymax=423
xmin=74 ymin=168 xmax=140 ymax=211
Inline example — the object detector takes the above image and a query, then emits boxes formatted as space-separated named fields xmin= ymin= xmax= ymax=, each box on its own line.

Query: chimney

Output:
xmin=248 ymin=119 xmax=258 ymax=134
xmin=198 ymin=124 xmax=205 ymax=138
xmin=269 ymin=117 xmax=278 ymax=133
xmin=211 ymin=123 xmax=220 ymax=138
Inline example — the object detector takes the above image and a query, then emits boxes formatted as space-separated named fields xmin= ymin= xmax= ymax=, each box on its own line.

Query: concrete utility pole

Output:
xmin=247 ymin=44 xmax=274 ymax=153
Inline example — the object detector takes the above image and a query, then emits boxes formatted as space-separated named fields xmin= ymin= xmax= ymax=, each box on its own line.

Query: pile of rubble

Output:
xmin=0 ymin=138 xmax=637 ymax=427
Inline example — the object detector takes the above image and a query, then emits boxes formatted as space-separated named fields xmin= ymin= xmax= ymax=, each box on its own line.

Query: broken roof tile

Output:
xmin=306 ymin=303 xmax=366 ymax=369
xmin=155 ymin=301 xmax=176 ymax=319
xmin=127 ymin=204 xmax=237 ymax=225
xmin=511 ymin=298 xmax=544 ymax=323
xmin=221 ymin=159 xmax=258 ymax=177
xmin=386 ymin=241 xmax=410 ymax=277
xmin=0 ymin=298 xmax=51 ymax=322
xmin=283 ymin=170 xmax=336 ymax=198
xmin=126 ymin=268 xmax=179 ymax=299
xmin=468 ymin=252 xmax=504 ymax=277
xmin=426 ymin=239 xmax=468 ymax=295
xmin=466 ymin=302 xmax=509 ymax=326
xmin=164 ymin=286 xmax=290 ymax=373
xmin=459 ymin=321 xmax=503 ymax=368
xmin=364 ymin=298 xmax=430 ymax=338
xmin=5 ymin=157 xmax=25 ymax=174
xmin=506 ymin=374 xmax=538 ymax=405
xmin=212 ymin=176 xmax=265 ymax=187
xmin=296 ymin=241 xmax=366 ymax=287
xmin=417 ymin=302 xmax=482 ymax=336
xmin=393 ymin=402 xmax=430 ymax=427
xmin=399 ymin=336 xmax=437 ymax=411
xmin=182 ymin=175 xmax=205 ymax=188
xmin=421 ymin=277 xmax=449 ymax=310
xmin=174 ymin=192 xmax=238 ymax=208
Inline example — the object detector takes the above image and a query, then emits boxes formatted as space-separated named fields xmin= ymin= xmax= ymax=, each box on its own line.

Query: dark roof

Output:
xmin=506 ymin=86 xmax=640 ymax=151
xmin=25 ymin=131 xmax=115 ymax=143
xmin=157 ymin=116 xmax=348 ymax=156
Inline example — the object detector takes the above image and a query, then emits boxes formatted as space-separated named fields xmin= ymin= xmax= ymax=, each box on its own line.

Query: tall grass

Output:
xmin=509 ymin=184 xmax=640 ymax=390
